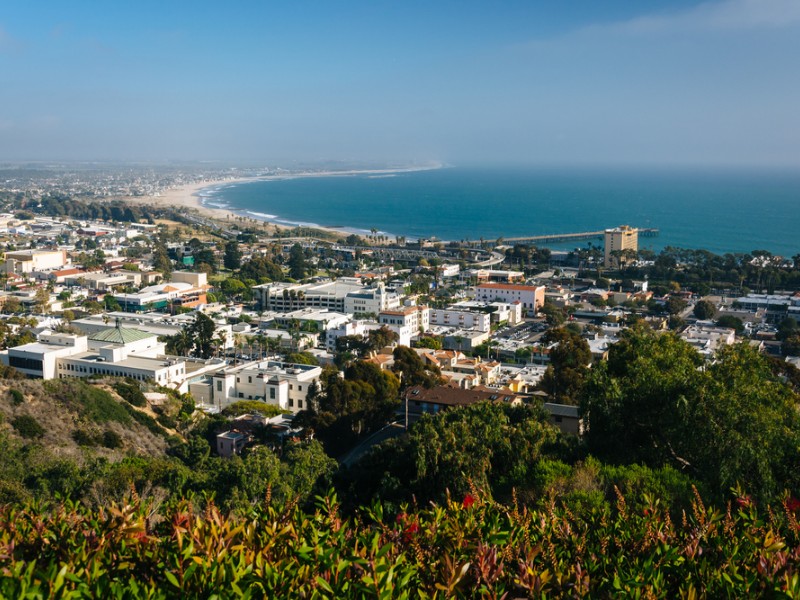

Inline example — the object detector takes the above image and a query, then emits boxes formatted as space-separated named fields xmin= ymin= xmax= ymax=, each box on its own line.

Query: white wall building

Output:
xmin=4 ymin=249 xmax=69 ymax=274
xmin=379 ymin=306 xmax=430 ymax=347
xmin=191 ymin=361 xmax=322 ymax=414
xmin=428 ymin=308 xmax=491 ymax=332
xmin=473 ymin=284 xmax=545 ymax=315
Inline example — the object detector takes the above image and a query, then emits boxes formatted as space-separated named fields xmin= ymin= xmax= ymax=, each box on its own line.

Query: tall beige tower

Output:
xmin=604 ymin=225 xmax=638 ymax=268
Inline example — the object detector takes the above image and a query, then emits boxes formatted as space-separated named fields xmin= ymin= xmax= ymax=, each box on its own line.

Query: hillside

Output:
xmin=0 ymin=378 xmax=183 ymax=502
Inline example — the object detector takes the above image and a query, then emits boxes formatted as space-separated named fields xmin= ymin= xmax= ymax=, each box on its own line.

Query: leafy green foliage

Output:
xmin=9 ymin=388 xmax=24 ymax=406
xmin=44 ymin=380 xmax=131 ymax=425
xmin=342 ymin=403 xmax=556 ymax=508
xmin=301 ymin=363 xmax=401 ymax=455
xmin=537 ymin=327 xmax=592 ymax=405
xmin=11 ymin=414 xmax=44 ymax=439
xmin=392 ymin=345 xmax=442 ymax=388
xmin=582 ymin=325 xmax=800 ymax=502
xmin=221 ymin=400 xmax=283 ymax=418
xmin=112 ymin=379 xmax=146 ymax=407
xmin=3 ymin=486 xmax=800 ymax=598
xmin=693 ymin=299 xmax=717 ymax=320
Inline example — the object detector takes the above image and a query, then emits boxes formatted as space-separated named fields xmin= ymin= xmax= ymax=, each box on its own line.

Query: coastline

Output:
xmin=129 ymin=164 xmax=443 ymax=240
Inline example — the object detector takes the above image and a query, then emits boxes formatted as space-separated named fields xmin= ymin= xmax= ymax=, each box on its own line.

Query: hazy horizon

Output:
xmin=2 ymin=1 xmax=799 ymax=167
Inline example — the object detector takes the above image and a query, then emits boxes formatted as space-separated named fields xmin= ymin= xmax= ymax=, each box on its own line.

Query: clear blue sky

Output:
xmin=1 ymin=0 xmax=798 ymax=166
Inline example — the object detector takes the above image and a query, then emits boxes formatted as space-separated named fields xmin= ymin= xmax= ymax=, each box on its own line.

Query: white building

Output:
xmin=326 ymin=320 xmax=383 ymax=352
xmin=255 ymin=280 xmax=401 ymax=315
xmin=473 ymin=283 xmax=545 ymax=315
xmin=428 ymin=308 xmax=491 ymax=332
xmin=0 ymin=324 xmax=225 ymax=390
xmin=191 ymin=361 xmax=322 ymax=414
xmin=5 ymin=249 xmax=69 ymax=274
xmin=681 ymin=324 xmax=736 ymax=357
xmin=379 ymin=306 xmax=430 ymax=346
xmin=451 ymin=300 xmax=523 ymax=326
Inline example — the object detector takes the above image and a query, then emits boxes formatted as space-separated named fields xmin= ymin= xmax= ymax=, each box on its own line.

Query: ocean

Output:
xmin=200 ymin=166 xmax=800 ymax=257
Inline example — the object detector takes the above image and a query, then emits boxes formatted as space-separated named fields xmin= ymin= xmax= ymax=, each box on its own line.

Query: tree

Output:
xmin=392 ymin=346 xmax=441 ymax=389
xmin=152 ymin=244 xmax=172 ymax=280
xmin=288 ymin=244 xmax=308 ymax=280
xmin=223 ymin=241 xmax=242 ymax=270
xmin=33 ymin=287 xmax=50 ymax=313
xmin=716 ymin=315 xmax=744 ymax=335
xmin=665 ymin=296 xmax=688 ymax=315
xmin=239 ymin=256 xmax=284 ymax=282
xmin=343 ymin=403 xmax=556 ymax=506
xmin=581 ymin=326 xmax=800 ymax=502
xmin=693 ymin=299 xmax=717 ymax=320
xmin=539 ymin=302 xmax=566 ymax=327
xmin=537 ymin=328 xmax=592 ymax=405
xmin=188 ymin=312 xmax=216 ymax=359
xmin=166 ymin=328 xmax=194 ymax=357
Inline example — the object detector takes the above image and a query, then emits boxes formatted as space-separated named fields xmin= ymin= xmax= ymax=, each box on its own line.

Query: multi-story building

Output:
xmin=191 ymin=361 xmax=322 ymax=414
xmin=0 ymin=326 xmax=223 ymax=390
xmin=4 ymin=249 xmax=69 ymax=274
xmin=113 ymin=273 xmax=209 ymax=312
xmin=473 ymin=283 xmax=544 ymax=315
xmin=378 ymin=306 xmax=430 ymax=346
xmin=428 ymin=308 xmax=491 ymax=332
xmin=255 ymin=280 xmax=400 ymax=315
xmin=604 ymin=225 xmax=638 ymax=268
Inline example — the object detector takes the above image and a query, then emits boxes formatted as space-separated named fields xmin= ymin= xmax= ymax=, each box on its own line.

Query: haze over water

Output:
xmin=208 ymin=166 xmax=800 ymax=257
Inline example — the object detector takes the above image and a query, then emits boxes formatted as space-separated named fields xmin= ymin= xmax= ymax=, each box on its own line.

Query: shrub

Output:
xmin=11 ymin=415 xmax=45 ymax=439
xmin=113 ymin=380 xmax=147 ymax=407
xmin=9 ymin=389 xmax=24 ymax=406
xmin=102 ymin=430 xmax=123 ymax=449
xmin=71 ymin=428 xmax=99 ymax=447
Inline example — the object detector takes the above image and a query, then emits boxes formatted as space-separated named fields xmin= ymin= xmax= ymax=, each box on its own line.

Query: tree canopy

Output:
xmin=581 ymin=325 xmax=800 ymax=502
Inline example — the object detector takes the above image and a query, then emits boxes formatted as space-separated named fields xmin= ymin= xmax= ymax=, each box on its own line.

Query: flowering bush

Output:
xmin=1 ymin=487 xmax=799 ymax=597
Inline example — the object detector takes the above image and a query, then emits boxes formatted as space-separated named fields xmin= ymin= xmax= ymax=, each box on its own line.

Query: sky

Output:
xmin=1 ymin=0 xmax=799 ymax=167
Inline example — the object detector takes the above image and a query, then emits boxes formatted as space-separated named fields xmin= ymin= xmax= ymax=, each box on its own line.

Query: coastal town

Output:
xmin=0 ymin=165 xmax=799 ymax=459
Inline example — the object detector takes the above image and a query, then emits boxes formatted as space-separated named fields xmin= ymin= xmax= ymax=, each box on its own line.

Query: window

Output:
xmin=238 ymin=392 xmax=244 ymax=398
xmin=248 ymin=376 xmax=252 ymax=383
xmin=216 ymin=380 xmax=223 ymax=392
xmin=269 ymin=388 xmax=275 ymax=399
xmin=288 ymin=398 xmax=294 ymax=407
xmin=289 ymin=384 xmax=293 ymax=390
xmin=298 ymin=385 xmax=302 ymax=391
xmin=298 ymin=400 xmax=303 ymax=409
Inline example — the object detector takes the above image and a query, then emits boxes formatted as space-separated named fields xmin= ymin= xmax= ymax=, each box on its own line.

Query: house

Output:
xmin=216 ymin=430 xmax=251 ymax=457
xmin=402 ymin=384 xmax=522 ymax=421
xmin=543 ymin=403 xmax=584 ymax=436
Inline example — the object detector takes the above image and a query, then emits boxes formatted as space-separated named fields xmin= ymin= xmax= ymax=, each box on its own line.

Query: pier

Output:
xmin=467 ymin=227 xmax=659 ymax=246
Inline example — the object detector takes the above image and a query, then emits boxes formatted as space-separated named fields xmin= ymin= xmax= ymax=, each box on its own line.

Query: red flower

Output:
xmin=787 ymin=496 xmax=800 ymax=512
xmin=403 ymin=521 xmax=420 ymax=542
xmin=462 ymin=494 xmax=476 ymax=509
xmin=395 ymin=512 xmax=407 ymax=524
xmin=736 ymin=495 xmax=753 ymax=509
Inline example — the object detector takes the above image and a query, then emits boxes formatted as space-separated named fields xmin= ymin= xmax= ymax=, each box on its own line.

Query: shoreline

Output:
xmin=132 ymin=165 xmax=443 ymax=241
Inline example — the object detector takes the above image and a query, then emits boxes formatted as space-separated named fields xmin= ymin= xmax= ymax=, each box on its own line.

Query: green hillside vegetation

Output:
xmin=1 ymin=326 xmax=799 ymax=594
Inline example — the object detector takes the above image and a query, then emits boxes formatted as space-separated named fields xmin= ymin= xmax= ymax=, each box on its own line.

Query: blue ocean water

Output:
xmin=203 ymin=167 xmax=800 ymax=256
